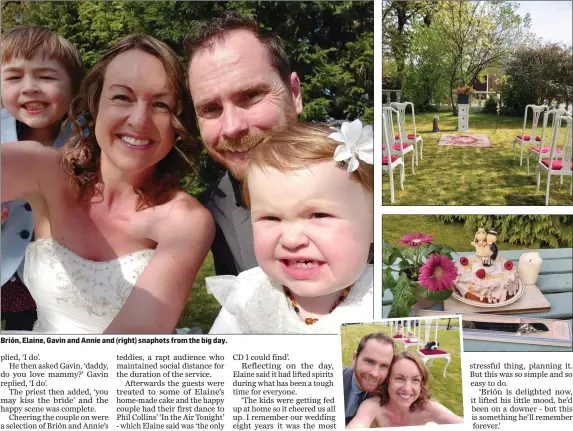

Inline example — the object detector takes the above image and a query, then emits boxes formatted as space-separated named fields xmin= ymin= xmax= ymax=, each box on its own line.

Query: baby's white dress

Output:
xmin=2 ymin=238 xmax=154 ymax=334
xmin=206 ymin=264 xmax=373 ymax=334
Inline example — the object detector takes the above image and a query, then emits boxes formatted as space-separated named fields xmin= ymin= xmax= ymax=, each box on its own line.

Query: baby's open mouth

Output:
xmin=281 ymin=259 xmax=323 ymax=269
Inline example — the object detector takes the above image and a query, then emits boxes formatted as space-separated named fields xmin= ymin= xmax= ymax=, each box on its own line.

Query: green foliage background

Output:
xmin=499 ymin=43 xmax=573 ymax=116
xmin=2 ymin=0 xmax=374 ymax=194
xmin=434 ymin=215 xmax=573 ymax=248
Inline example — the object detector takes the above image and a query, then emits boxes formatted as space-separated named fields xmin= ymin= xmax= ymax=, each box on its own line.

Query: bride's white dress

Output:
xmin=9 ymin=238 xmax=154 ymax=334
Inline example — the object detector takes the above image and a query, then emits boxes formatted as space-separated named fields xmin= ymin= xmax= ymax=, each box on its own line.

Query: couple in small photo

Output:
xmin=1 ymin=10 xmax=373 ymax=335
xmin=343 ymin=333 xmax=463 ymax=428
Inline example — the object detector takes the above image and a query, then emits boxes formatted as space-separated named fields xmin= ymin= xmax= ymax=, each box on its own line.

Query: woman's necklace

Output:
xmin=283 ymin=286 xmax=352 ymax=325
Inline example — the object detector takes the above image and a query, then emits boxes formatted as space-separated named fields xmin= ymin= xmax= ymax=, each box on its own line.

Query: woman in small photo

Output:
xmin=347 ymin=351 xmax=463 ymax=428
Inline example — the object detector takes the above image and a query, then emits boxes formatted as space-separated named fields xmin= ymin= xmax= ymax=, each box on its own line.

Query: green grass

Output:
xmin=341 ymin=322 xmax=464 ymax=418
xmin=436 ymin=318 xmax=459 ymax=327
xmin=382 ymin=215 xmax=541 ymax=252
xmin=383 ymin=112 xmax=573 ymax=205
xmin=176 ymin=251 xmax=219 ymax=333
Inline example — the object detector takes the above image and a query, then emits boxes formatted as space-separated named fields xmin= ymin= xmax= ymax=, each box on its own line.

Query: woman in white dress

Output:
xmin=1 ymin=35 xmax=214 ymax=334
xmin=347 ymin=351 xmax=463 ymax=428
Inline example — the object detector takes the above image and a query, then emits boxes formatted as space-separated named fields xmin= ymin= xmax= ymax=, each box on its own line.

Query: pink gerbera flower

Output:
xmin=399 ymin=232 xmax=434 ymax=247
xmin=418 ymin=255 xmax=457 ymax=292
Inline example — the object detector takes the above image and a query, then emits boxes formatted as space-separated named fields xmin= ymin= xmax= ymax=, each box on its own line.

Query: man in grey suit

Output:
xmin=343 ymin=332 xmax=395 ymax=425
xmin=185 ymin=12 xmax=303 ymax=275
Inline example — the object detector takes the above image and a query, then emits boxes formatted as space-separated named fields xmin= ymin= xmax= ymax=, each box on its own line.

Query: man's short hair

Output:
xmin=1 ymin=25 xmax=84 ymax=95
xmin=184 ymin=11 xmax=292 ymax=84
xmin=355 ymin=332 xmax=395 ymax=359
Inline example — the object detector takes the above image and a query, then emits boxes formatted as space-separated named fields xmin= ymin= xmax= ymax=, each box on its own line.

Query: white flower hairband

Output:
xmin=329 ymin=119 xmax=374 ymax=173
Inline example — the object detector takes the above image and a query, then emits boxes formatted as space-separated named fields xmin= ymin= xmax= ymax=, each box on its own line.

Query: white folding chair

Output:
xmin=536 ymin=115 xmax=572 ymax=205
xmin=527 ymin=108 xmax=566 ymax=175
xmin=514 ymin=104 xmax=548 ymax=166
xmin=382 ymin=110 xmax=405 ymax=203
xmin=391 ymin=101 xmax=423 ymax=164
xmin=382 ymin=106 xmax=415 ymax=175
xmin=398 ymin=320 xmax=422 ymax=351
xmin=416 ymin=319 xmax=451 ymax=378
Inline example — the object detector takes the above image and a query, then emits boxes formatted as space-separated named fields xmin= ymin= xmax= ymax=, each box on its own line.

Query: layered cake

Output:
xmin=453 ymin=255 xmax=520 ymax=304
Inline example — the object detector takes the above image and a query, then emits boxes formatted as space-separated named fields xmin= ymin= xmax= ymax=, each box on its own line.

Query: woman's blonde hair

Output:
xmin=242 ymin=122 xmax=373 ymax=208
xmin=376 ymin=351 xmax=431 ymax=411
xmin=62 ymin=34 xmax=201 ymax=210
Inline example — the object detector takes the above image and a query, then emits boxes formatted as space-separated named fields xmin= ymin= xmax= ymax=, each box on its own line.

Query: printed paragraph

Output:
xmin=116 ymin=353 xmax=226 ymax=430
xmin=231 ymin=354 xmax=336 ymax=430
xmin=468 ymin=359 xmax=573 ymax=430
xmin=1 ymin=335 xmax=343 ymax=430
xmin=1 ymin=351 xmax=110 ymax=430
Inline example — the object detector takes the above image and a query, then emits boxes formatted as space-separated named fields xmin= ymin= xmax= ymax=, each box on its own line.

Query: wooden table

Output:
xmin=382 ymin=248 xmax=572 ymax=352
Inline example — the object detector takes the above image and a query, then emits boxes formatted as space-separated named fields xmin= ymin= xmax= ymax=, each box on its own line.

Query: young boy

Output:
xmin=1 ymin=25 xmax=84 ymax=331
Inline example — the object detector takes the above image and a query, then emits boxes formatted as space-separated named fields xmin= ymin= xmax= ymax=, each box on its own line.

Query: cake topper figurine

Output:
xmin=471 ymin=228 xmax=493 ymax=266
xmin=486 ymin=230 xmax=498 ymax=267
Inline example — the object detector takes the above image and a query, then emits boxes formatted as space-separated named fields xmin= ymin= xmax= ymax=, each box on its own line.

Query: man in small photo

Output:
xmin=343 ymin=333 xmax=395 ymax=425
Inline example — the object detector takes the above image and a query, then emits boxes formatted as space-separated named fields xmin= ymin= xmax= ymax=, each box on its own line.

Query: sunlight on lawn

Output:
xmin=382 ymin=112 xmax=572 ymax=206
xmin=177 ymin=252 xmax=219 ymax=333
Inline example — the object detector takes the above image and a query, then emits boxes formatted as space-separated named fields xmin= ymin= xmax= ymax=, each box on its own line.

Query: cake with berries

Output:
xmin=453 ymin=255 xmax=520 ymax=304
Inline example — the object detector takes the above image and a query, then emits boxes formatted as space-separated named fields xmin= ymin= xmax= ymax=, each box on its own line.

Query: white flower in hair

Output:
xmin=329 ymin=119 xmax=374 ymax=172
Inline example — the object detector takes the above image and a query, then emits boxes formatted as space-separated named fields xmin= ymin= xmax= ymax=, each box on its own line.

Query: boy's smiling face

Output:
xmin=1 ymin=52 xmax=73 ymax=133
xmin=249 ymin=160 xmax=373 ymax=298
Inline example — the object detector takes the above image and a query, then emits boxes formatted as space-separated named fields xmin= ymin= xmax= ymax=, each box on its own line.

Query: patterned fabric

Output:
xmin=1 ymin=274 xmax=35 ymax=312
xmin=207 ymin=265 xmax=373 ymax=334
xmin=17 ymin=238 xmax=154 ymax=333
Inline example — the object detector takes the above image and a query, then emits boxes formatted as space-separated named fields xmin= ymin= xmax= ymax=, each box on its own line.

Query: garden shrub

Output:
xmin=433 ymin=215 xmax=573 ymax=248
xmin=483 ymin=96 xmax=498 ymax=114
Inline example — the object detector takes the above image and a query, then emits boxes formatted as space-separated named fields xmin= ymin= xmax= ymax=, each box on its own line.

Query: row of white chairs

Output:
xmin=384 ymin=102 xmax=571 ymax=205
xmin=515 ymin=104 xmax=572 ymax=205
xmin=382 ymin=102 xmax=424 ymax=203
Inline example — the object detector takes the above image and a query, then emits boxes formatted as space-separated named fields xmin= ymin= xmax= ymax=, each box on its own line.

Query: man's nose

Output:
xmin=221 ymin=105 xmax=248 ymax=140
xmin=279 ymin=222 xmax=309 ymax=250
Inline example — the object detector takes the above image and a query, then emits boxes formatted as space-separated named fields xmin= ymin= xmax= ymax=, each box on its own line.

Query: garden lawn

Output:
xmin=176 ymin=252 xmax=219 ymax=333
xmin=341 ymin=323 xmax=464 ymax=418
xmin=382 ymin=112 xmax=573 ymax=205
xmin=382 ymin=215 xmax=542 ymax=252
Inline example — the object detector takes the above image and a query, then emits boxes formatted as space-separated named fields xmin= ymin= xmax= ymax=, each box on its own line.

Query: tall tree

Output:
xmin=382 ymin=0 xmax=439 ymax=88
xmin=432 ymin=1 xmax=531 ymax=113
xmin=501 ymin=43 xmax=573 ymax=115
xmin=1 ymin=1 xmax=373 ymax=192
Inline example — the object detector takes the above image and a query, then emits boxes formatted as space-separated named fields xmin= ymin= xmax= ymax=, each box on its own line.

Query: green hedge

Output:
xmin=434 ymin=215 xmax=573 ymax=248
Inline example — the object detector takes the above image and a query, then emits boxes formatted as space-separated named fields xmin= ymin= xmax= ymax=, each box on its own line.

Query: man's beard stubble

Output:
xmin=216 ymin=101 xmax=299 ymax=180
